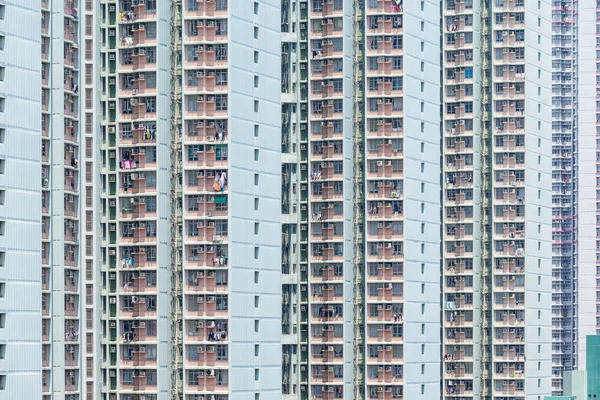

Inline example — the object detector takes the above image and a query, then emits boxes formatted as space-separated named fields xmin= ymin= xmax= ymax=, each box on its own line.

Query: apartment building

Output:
xmin=39 ymin=0 xmax=87 ymax=397
xmin=441 ymin=0 xmax=554 ymax=398
xmin=550 ymin=0 xmax=577 ymax=394
xmin=94 ymin=0 xmax=283 ymax=399
xmin=576 ymin=0 xmax=600 ymax=375
xmin=0 ymin=2 xmax=43 ymax=399
xmin=0 ymin=0 xmax=575 ymax=399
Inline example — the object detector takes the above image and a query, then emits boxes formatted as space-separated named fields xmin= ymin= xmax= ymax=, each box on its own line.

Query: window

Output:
xmin=254 ymin=27 xmax=259 ymax=39
xmin=254 ymin=75 xmax=259 ymax=88
xmin=216 ymin=0 xmax=227 ymax=10
xmin=0 ymin=67 xmax=4 ymax=82
xmin=254 ymin=2 xmax=259 ymax=14
xmin=254 ymin=51 xmax=258 ymax=63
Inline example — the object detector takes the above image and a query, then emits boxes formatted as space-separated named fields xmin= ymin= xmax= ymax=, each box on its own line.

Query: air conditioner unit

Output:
xmin=108 ymin=54 xmax=115 ymax=61
xmin=109 ymin=200 xmax=116 ymax=207
xmin=108 ymin=127 xmax=116 ymax=134
xmin=109 ymin=78 xmax=116 ymax=85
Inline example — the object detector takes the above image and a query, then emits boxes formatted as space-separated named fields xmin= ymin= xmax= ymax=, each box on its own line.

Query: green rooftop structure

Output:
xmin=587 ymin=335 xmax=600 ymax=398
xmin=545 ymin=335 xmax=600 ymax=400
xmin=545 ymin=397 xmax=576 ymax=400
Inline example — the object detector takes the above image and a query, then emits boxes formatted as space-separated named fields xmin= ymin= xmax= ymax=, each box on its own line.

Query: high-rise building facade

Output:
xmin=0 ymin=2 xmax=43 ymax=399
xmin=576 ymin=0 xmax=599 ymax=375
xmin=441 ymin=0 xmax=554 ymax=398
xmin=40 ymin=0 xmax=86 ymax=397
xmin=93 ymin=0 xmax=282 ymax=399
xmin=0 ymin=0 xmax=583 ymax=399
xmin=550 ymin=0 xmax=577 ymax=394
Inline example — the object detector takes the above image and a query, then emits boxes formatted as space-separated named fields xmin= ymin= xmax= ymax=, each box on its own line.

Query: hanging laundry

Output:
xmin=213 ymin=173 xmax=222 ymax=192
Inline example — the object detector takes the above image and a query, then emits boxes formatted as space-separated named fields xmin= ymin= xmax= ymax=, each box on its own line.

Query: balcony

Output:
xmin=120 ymin=372 xmax=158 ymax=392
xmin=371 ymin=326 xmax=403 ymax=343
xmin=185 ymin=20 xmax=228 ymax=43
xmin=120 ymin=99 xmax=157 ymax=121
xmin=121 ymin=347 xmax=158 ymax=367
xmin=185 ymin=369 xmax=228 ymax=393
xmin=311 ymin=60 xmax=344 ymax=79
xmin=311 ymin=286 xmax=343 ymax=303
xmin=311 ymin=18 xmax=338 ymax=38
xmin=367 ymin=264 xmax=403 ymax=282
xmin=311 ymin=325 xmax=343 ymax=343
xmin=121 ymin=74 xmax=156 ymax=96
xmin=367 ymin=16 xmax=403 ymax=36
xmin=311 ymin=203 xmax=344 ymax=222
xmin=312 ymin=369 xmax=344 ymax=385
xmin=367 ymin=0 xmax=404 ymax=14
xmin=494 ymin=0 xmax=525 ymax=12
xmin=186 ymin=271 xmax=228 ymax=293
xmin=120 ymin=123 xmax=157 ymax=145
xmin=120 ymin=49 xmax=157 ymax=71
xmin=186 ymin=70 xmax=228 ymax=93
xmin=186 ymin=171 xmax=229 ymax=193
xmin=312 ymin=345 xmax=344 ymax=363
xmin=310 ymin=1 xmax=344 ymax=17
xmin=311 ymin=184 xmax=344 ymax=202
xmin=312 ymin=266 xmax=344 ymax=283
xmin=367 ymin=345 xmax=402 ymax=364
xmin=187 ymin=45 xmax=228 ymax=68
xmin=186 ymin=245 xmax=228 ymax=268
